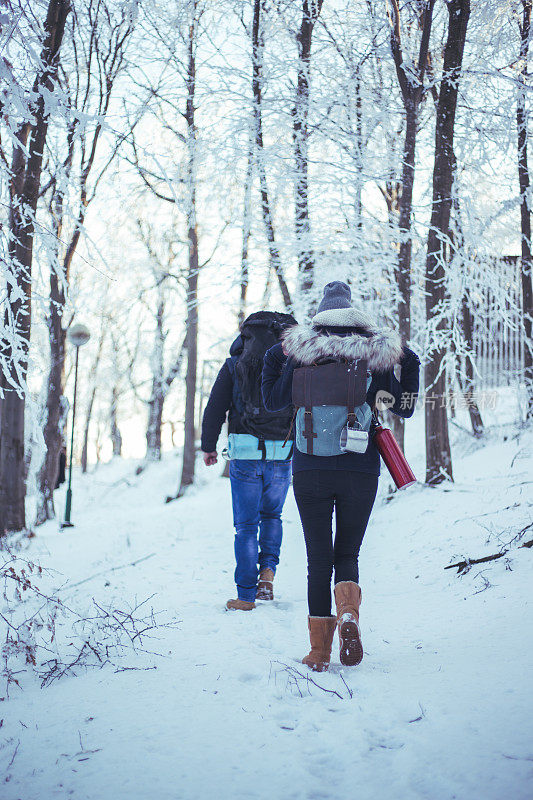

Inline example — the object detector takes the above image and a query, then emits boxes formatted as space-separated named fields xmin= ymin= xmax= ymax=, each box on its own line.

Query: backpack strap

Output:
xmin=283 ymin=409 xmax=297 ymax=446
xmin=346 ymin=364 xmax=357 ymax=430
xmin=257 ymin=438 xmax=293 ymax=460
xmin=303 ymin=368 xmax=317 ymax=455
xmin=257 ymin=439 xmax=267 ymax=460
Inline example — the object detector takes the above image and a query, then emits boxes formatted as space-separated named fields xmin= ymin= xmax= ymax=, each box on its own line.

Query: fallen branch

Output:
xmin=64 ymin=553 xmax=156 ymax=590
xmin=8 ymin=739 xmax=20 ymax=769
xmin=114 ymin=665 xmax=157 ymax=673
xmin=445 ymin=535 xmax=533 ymax=574
xmin=408 ymin=702 xmax=426 ymax=723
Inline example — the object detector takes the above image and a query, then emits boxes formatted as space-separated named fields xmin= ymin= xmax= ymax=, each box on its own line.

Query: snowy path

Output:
xmin=2 ymin=433 xmax=532 ymax=800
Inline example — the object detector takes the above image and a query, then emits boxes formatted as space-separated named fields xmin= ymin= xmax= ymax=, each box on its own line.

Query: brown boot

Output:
xmin=256 ymin=568 xmax=275 ymax=601
xmin=302 ymin=616 xmax=337 ymax=672
xmin=334 ymin=581 xmax=363 ymax=666
xmin=226 ymin=598 xmax=256 ymax=611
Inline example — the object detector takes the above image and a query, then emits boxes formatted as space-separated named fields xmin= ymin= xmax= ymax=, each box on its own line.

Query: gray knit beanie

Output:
xmin=312 ymin=280 xmax=376 ymax=329
xmin=316 ymin=281 xmax=352 ymax=314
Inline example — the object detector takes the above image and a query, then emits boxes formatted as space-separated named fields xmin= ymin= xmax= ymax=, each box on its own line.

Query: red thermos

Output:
xmin=373 ymin=423 xmax=416 ymax=490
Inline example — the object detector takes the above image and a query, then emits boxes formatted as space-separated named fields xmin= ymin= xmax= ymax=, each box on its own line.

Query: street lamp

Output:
xmin=61 ymin=323 xmax=91 ymax=529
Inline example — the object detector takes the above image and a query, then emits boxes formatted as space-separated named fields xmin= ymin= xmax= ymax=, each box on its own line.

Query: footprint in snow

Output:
xmin=238 ymin=672 xmax=261 ymax=683
xmin=257 ymin=600 xmax=293 ymax=611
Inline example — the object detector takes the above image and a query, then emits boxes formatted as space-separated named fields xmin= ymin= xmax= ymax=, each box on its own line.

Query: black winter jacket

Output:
xmin=261 ymin=321 xmax=420 ymax=475
xmin=200 ymin=336 xmax=244 ymax=453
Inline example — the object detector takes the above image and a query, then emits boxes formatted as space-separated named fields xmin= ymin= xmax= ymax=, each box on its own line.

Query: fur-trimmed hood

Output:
xmin=282 ymin=309 xmax=403 ymax=372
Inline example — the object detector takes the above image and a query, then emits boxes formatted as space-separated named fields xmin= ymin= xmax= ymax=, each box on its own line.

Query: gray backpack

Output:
xmin=292 ymin=360 xmax=371 ymax=456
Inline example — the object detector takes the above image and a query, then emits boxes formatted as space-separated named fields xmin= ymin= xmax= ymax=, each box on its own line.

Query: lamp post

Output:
xmin=61 ymin=323 xmax=91 ymax=529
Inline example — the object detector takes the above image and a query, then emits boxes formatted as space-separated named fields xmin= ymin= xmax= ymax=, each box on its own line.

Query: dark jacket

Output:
xmin=261 ymin=319 xmax=420 ymax=475
xmin=200 ymin=336 xmax=244 ymax=453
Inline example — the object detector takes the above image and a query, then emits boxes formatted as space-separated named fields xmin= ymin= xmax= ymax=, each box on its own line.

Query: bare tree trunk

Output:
xmin=385 ymin=0 xmax=435 ymax=459
xmin=81 ymin=385 xmax=97 ymax=474
xmin=35 ymin=124 xmax=76 ymax=525
xmin=178 ymin=6 xmax=200 ymax=496
xmin=150 ymin=336 xmax=187 ymax=461
xmin=458 ymin=294 xmax=484 ymax=437
xmin=179 ymin=244 xmax=199 ymax=493
xmin=450 ymin=191 xmax=484 ymax=437
xmin=80 ymin=331 xmax=105 ymax=474
xmin=379 ymin=177 xmax=407 ymax=452
xmin=517 ymin=0 xmax=533 ymax=418
xmin=0 ymin=0 xmax=70 ymax=534
xmin=137 ymin=221 xmax=187 ymax=463
xmin=110 ymin=386 xmax=122 ymax=456
xmin=146 ymin=294 xmax=165 ymax=461
xmin=293 ymin=0 xmax=323 ymax=301
xmin=424 ymin=0 xmax=470 ymax=485
xmin=252 ymin=0 xmax=292 ymax=309
xmin=0 ymin=123 xmax=29 ymax=536
xmin=354 ymin=68 xmax=363 ymax=232
xmin=397 ymin=106 xmax=417 ymax=341
xmin=146 ymin=395 xmax=164 ymax=461
xmin=35 ymin=265 xmax=67 ymax=523
xmin=239 ymin=126 xmax=253 ymax=327
xmin=388 ymin=0 xmax=435 ymax=344
xmin=36 ymin=216 xmax=86 ymax=522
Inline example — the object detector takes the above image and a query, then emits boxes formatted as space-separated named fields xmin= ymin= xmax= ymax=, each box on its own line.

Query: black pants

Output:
xmin=292 ymin=470 xmax=379 ymax=617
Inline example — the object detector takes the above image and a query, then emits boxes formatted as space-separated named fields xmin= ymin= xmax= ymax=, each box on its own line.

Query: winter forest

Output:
xmin=1 ymin=0 xmax=532 ymax=798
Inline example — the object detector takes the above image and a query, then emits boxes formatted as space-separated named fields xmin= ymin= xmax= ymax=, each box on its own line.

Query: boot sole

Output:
xmin=339 ymin=621 xmax=363 ymax=666
xmin=256 ymin=582 xmax=273 ymax=601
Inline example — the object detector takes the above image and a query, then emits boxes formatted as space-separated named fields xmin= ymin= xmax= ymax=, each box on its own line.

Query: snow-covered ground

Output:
xmin=1 ymin=410 xmax=532 ymax=800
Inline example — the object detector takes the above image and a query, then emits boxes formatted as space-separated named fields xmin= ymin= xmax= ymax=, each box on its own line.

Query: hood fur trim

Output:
xmin=283 ymin=322 xmax=403 ymax=372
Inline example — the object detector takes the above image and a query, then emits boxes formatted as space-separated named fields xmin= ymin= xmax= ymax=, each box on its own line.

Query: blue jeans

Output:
xmin=229 ymin=459 xmax=292 ymax=601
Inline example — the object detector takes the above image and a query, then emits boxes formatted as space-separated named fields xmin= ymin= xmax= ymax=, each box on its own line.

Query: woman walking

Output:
xmin=262 ymin=281 xmax=420 ymax=671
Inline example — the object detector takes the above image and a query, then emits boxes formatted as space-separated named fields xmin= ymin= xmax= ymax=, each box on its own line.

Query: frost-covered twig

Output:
xmin=1 ymin=549 xmax=178 ymax=694
xmin=270 ymin=660 xmax=345 ymax=699
xmin=338 ymin=671 xmax=353 ymax=699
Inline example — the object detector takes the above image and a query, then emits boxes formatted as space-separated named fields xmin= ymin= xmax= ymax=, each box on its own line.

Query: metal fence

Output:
xmin=471 ymin=256 xmax=525 ymax=387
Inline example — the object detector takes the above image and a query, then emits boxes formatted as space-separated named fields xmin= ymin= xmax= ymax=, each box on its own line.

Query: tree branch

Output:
xmin=387 ymin=0 xmax=410 ymax=102
xmin=416 ymin=0 xmax=436 ymax=97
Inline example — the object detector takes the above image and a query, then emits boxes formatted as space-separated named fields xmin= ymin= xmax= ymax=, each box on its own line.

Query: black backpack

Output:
xmin=234 ymin=311 xmax=296 ymax=441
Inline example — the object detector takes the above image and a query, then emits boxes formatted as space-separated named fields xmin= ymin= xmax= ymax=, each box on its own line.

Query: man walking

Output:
xmin=201 ymin=311 xmax=296 ymax=611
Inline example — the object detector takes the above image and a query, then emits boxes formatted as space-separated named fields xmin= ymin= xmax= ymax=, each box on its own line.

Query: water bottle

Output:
xmin=372 ymin=422 xmax=416 ymax=490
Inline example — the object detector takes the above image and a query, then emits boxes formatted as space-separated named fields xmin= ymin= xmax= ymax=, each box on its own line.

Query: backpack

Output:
xmin=292 ymin=359 xmax=372 ymax=456
xmin=233 ymin=311 xmax=296 ymax=442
